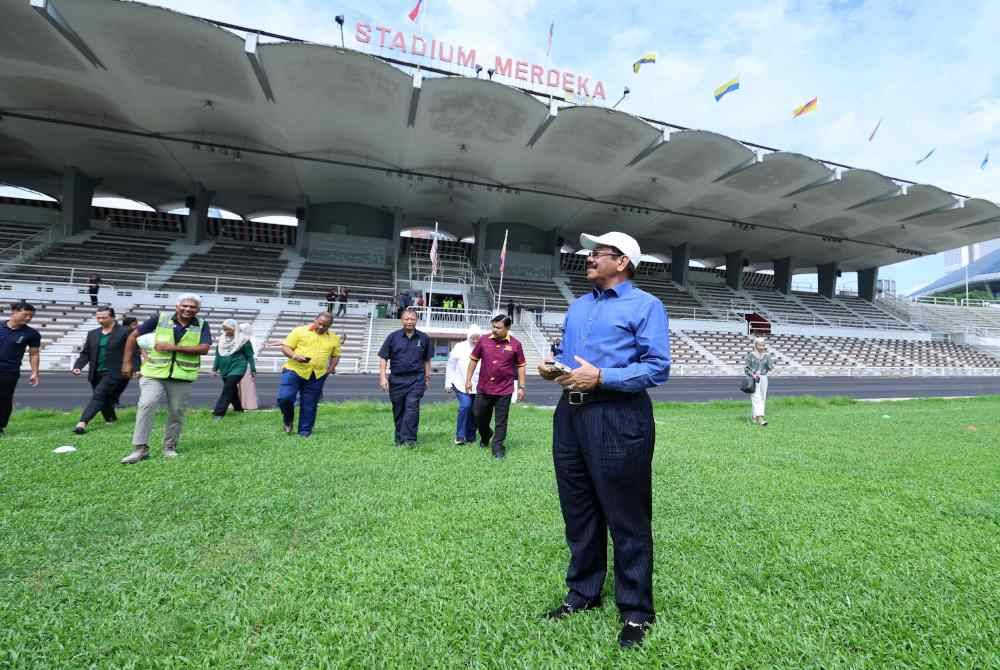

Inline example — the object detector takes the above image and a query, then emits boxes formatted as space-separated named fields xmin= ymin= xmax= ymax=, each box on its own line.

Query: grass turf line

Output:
xmin=1 ymin=396 xmax=998 ymax=669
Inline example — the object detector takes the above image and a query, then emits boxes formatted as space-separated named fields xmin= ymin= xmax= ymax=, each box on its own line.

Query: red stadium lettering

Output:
xmin=547 ymin=69 xmax=560 ymax=87
xmin=515 ymin=60 xmax=528 ymax=81
xmin=562 ymin=71 xmax=575 ymax=93
xmin=355 ymin=22 xmax=371 ymax=44
xmin=577 ymin=76 xmax=590 ymax=96
xmin=530 ymin=64 xmax=544 ymax=85
xmin=457 ymin=47 xmax=476 ymax=68
xmin=411 ymin=35 xmax=427 ymax=57
xmin=375 ymin=25 xmax=391 ymax=48
xmin=593 ymin=81 xmax=606 ymax=101
xmin=494 ymin=57 xmax=513 ymax=77
xmin=439 ymin=43 xmax=454 ymax=63
xmin=391 ymin=32 xmax=406 ymax=51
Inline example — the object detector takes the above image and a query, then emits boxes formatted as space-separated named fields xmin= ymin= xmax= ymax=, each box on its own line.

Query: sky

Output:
xmin=6 ymin=0 xmax=1000 ymax=294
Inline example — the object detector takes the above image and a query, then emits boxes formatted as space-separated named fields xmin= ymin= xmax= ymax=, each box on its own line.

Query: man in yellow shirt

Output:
xmin=277 ymin=312 xmax=341 ymax=437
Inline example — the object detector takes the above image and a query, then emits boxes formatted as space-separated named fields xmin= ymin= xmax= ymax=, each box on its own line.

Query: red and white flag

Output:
xmin=429 ymin=226 xmax=439 ymax=275
xmin=408 ymin=0 xmax=423 ymax=22
xmin=499 ymin=228 xmax=508 ymax=273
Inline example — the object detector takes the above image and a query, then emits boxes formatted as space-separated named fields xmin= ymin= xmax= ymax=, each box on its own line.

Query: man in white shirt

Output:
xmin=445 ymin=324 xmax=481 ymax=445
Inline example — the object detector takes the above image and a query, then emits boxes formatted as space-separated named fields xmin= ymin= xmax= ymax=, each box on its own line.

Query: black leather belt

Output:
xmin=563 ymin=389 xmax=632 ymax=406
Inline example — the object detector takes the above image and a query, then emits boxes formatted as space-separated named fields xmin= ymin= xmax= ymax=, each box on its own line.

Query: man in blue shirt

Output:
xmin=378 ymin=307 xmax=432 ymax=448
xmin=0 ymin=301 xmax=42 ymax=436
xmin=538 ymin=232 xmax=671 ymax=649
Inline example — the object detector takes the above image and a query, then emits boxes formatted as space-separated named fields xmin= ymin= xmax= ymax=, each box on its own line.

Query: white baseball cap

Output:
xmin=579 ymin=232 xmax=642 ymax=269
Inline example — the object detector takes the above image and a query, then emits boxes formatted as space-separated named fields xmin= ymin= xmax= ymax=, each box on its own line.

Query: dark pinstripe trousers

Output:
xmin=552 ymin=391 xmax=655 ymax=623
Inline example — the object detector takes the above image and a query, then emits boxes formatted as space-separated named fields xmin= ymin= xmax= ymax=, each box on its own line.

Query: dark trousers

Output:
xmin=326 ymin=301 xmax=335 ymax=313
xmin=89 ymin=292 xmax=98 ymax=306
xmin=389 ymin=374 xmax=425 ymax=443
xmin=112 ymin=378 xmax=131 ymax=406
xmin=213 ymin=374 xmax=245 ymax=416
xmin=474 ymin=393 xmax=511 ymax=450
xmin=336 ymin=302 xmax=347 ymax=317
xmin=277 ymin=370 xmax=327 ymax=435
xmin=0 ymin=371 xmax=19 ymax=431
xmin=79 ymin=372 xmax=120 ymax=424
xmin=552 ymin=391 xmax=655 ymax=623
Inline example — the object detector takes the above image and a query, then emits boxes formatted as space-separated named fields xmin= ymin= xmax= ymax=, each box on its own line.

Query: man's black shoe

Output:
xmin=544 ymin=599 xmax=602 ymax=620
xmin=618 ymin=619 xmax=653 ymax=648
xmin=493 ymin=448 xmax=506 ymax=460
xmin=73 ymin=426 xmax=86 ymax=435
xmin=479 ymin=442 xmax=489 ymax=449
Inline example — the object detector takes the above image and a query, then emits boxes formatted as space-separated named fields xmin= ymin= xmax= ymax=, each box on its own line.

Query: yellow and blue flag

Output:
xmin=633 ymin=53 xmax=656 ymax=74
xmin=792 ymin=97 xmax=818 ymax=118
xmin=714 ymin=76 xmax=739 ymax=102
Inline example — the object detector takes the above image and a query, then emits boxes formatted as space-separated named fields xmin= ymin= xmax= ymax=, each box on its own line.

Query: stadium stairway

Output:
xmin=145 ymin=239 xmax=214 ymax=290
xmin=276 ymin=251 xmax=306 ymax=296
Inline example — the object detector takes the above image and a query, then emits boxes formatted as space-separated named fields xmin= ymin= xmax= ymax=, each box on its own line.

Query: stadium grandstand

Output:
xmin=2 ymin=0 xmax=1000 ymax=378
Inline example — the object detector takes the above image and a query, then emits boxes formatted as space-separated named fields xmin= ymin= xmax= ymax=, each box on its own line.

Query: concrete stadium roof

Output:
xmin=3 ymin=0 xmax=1000 ymax=271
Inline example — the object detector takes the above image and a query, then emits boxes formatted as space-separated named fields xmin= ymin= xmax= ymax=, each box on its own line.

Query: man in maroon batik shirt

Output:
xmin=465 ymin=313 xmax=526 ymax=460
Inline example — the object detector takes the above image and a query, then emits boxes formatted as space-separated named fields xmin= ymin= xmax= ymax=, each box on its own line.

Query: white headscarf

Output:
xmin=217 ymin=320 xmax=250 ymax=356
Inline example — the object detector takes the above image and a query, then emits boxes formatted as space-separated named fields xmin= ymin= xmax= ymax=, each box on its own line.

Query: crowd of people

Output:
xmin=0 ymin=229 xmax=785 ymax=648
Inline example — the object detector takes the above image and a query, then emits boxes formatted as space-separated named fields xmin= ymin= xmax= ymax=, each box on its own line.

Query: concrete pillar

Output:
xmin=551 ymin=230 xmax=563 ymax=277
xmin=671 ymin=243 xmax=690 ymax=287
xmin=391 ymin=208 xmax=404 ymax=268
xmin=858 ymin=267 xmax=879 ymax=302
xmin=818 ymin=262 xmax=839 ymax=298
xmin=773 ymin=257 xmax=792 ymax=295
xmin=61 ymin=166 xmax=98 ymax=235
xmin=725 ymin=250 xmax=745 ymax=291
xmin=185 ymin=183 xmax=213 ymax=245
xmin=295 ymin=206 xmax=308 ymax=256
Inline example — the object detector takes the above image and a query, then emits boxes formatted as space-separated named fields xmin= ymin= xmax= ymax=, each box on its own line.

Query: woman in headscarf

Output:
xmin=445 ymin=324 xmax=481 ymax=444
xmin=212 ymin=319 xmax=256 ymax=419
xmin=744 ymin=336 xmax=775 ymax=426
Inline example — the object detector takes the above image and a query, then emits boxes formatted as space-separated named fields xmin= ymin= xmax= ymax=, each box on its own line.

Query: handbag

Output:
xmin=740 ymin=374 xmax=757 ymax=394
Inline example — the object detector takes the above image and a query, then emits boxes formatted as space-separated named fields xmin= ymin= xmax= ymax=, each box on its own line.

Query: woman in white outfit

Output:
xmin=445 ymin=324 xmax=481 ymax=444
xmin=744 ymin=336 xmax=775 ymax=426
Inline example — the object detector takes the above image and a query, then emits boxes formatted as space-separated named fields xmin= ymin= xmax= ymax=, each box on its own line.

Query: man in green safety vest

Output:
xmin=119 ymin=294 xmax=213 ymax=464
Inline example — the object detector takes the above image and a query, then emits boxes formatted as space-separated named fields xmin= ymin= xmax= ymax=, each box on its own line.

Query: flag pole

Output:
xmin=426 ymin=221 xmax=438 ymax=326
xmin=495 ymin=228 xmax=509 ymax=313
xmin=965 ymin=248 xmax=970 ymax=305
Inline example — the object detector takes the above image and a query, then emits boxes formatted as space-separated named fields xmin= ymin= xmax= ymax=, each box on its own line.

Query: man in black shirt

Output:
xmin=377 ymin=307 xmax=432 ymax=448
xmin=0 ymin=301 xmax=41 ymax=436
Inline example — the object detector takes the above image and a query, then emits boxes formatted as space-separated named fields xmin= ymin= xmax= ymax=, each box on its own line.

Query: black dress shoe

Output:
xmin=493 ymin=448 xmax=506 ymax=460
xmin=73 ymin=426 xmax=86 ymax=435
xmin=618 ymin=619 xmax=653 ymax=648
xmin=544 ymin=599 xmax=602 ymax=620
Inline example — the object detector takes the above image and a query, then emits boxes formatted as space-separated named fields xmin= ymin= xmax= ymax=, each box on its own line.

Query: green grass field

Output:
xmin=2 ymin=396 xmax=999 ymax=669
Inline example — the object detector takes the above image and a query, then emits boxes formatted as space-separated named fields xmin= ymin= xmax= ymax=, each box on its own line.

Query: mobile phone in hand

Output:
xmin=550 ymin=361 xmax=572 ymax=373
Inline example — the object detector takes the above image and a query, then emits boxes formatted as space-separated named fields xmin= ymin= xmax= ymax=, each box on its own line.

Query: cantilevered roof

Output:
xmin=2 ymin=0 xmax=1000 ymax=271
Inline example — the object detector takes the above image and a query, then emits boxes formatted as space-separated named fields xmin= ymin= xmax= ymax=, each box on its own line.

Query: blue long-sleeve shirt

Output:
xmin=556 ymin=280 xmax=671 ymax=393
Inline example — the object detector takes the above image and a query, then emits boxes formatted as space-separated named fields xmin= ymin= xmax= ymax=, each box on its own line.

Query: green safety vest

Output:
xmin=141 ymin=311 xmax=203 ymax=382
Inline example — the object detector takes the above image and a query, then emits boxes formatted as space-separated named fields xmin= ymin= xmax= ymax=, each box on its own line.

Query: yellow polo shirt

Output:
xmin=282 ymin=325 xmax=341 ymax=379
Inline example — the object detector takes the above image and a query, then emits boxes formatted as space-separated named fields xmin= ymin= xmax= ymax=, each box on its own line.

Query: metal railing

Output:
xmin=519 ymin=311 xmax=553 ymax=359
xmin=0 ymin=263 xmax=397 ymax=301
xmin=667 ymin=364 xmax=1000 ymax=377
xmin=0 ymin=225 xmax=57 ymax=264
xmin=408 ymin=256 xmax=473 ymax=284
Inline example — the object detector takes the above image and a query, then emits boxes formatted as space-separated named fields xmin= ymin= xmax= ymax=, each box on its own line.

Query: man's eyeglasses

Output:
xmin=586 ymin=251 xmax=622 ymax=260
